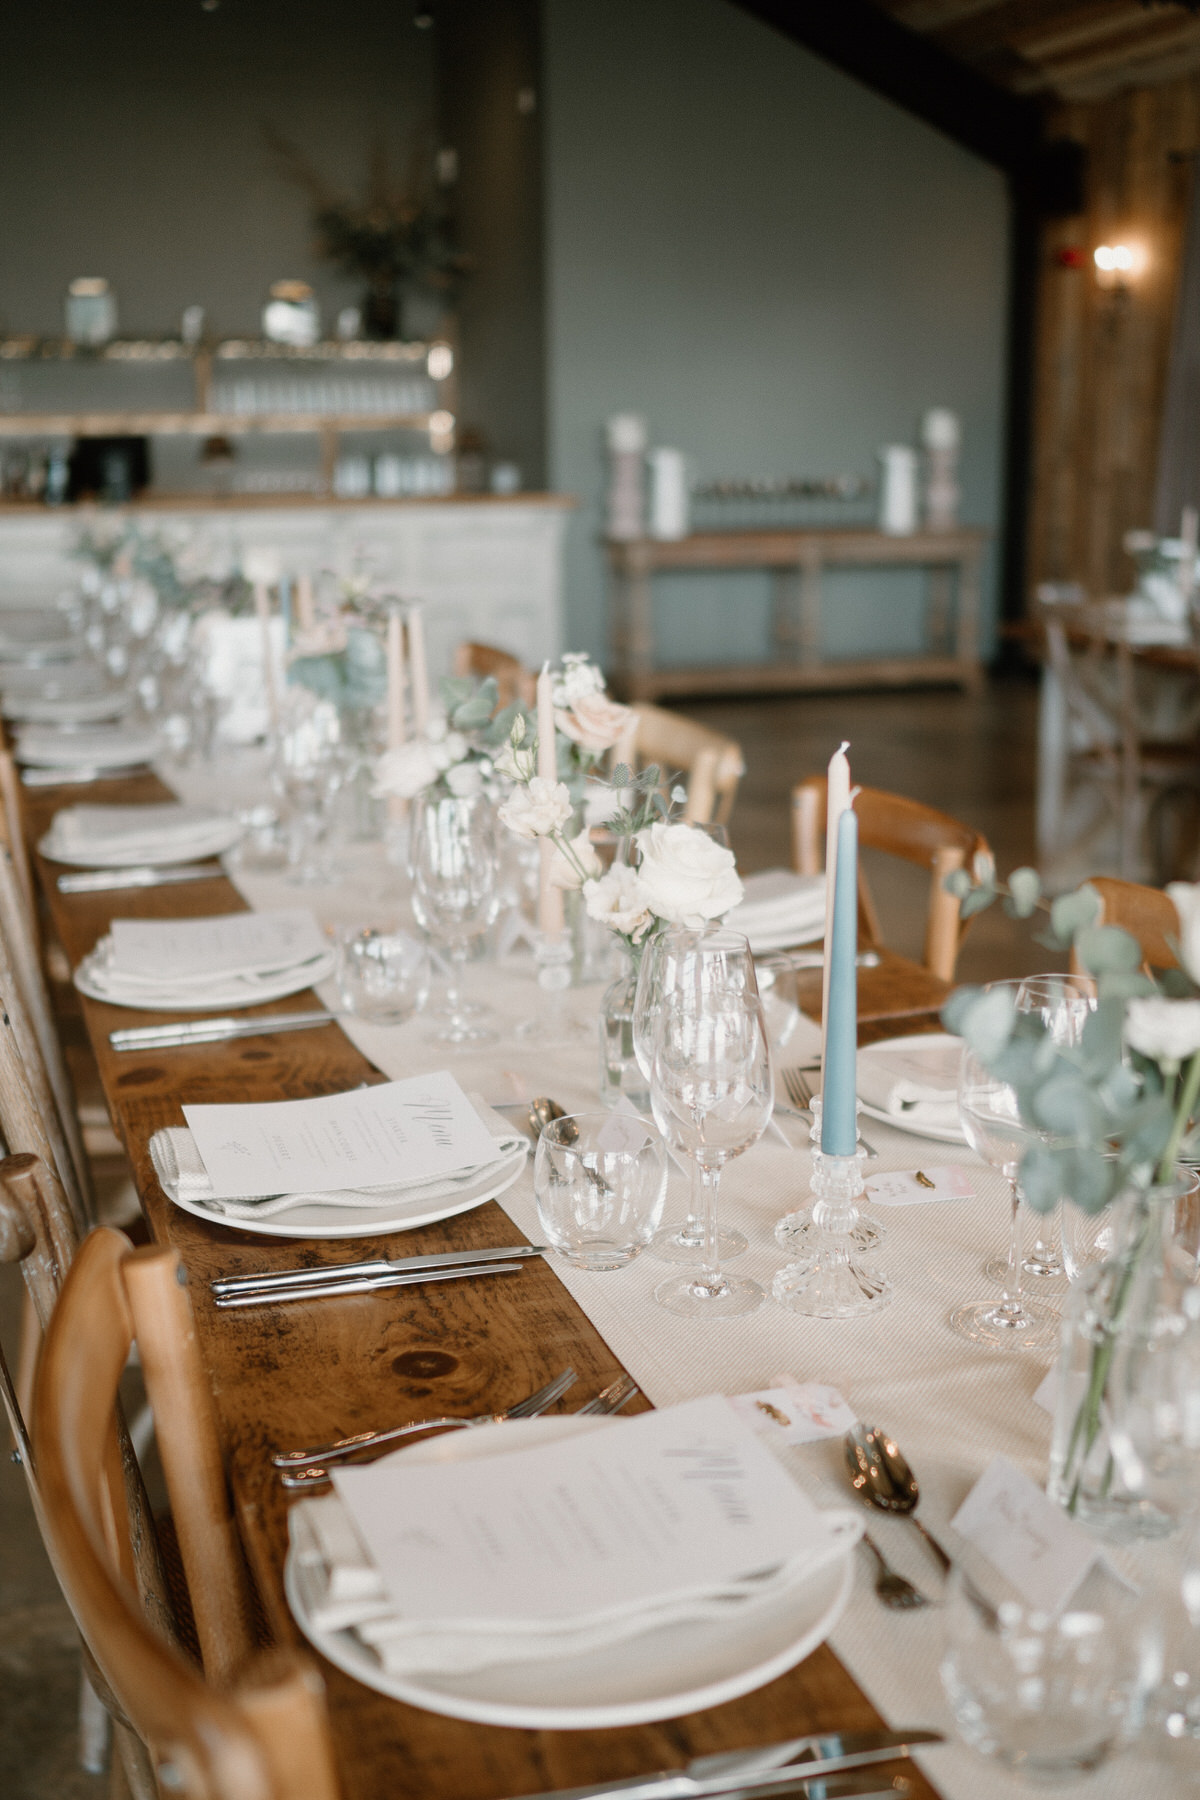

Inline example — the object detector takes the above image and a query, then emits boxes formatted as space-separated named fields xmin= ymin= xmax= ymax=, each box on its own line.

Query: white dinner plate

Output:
xmin=5 ymin=692 xmax=132 ymax=725
xmin=857 ymin=1031 xmax=967 ymax=1145
xmin=73 ymin=940 xmax=336 ymax=1012
xmin=16 ymin=726 xmax=161 ymax=769
xmin=285 ymin=1414 xmax=854 ymax=1729
xmin=169 ymin=1141 xmax=529 ymax=1240
xmin=39 ymin=817 xmax=243 ymax=868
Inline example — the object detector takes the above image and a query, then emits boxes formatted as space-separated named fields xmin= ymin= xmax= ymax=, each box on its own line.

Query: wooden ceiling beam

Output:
xmin=883 ymin=0 xmax=1003 ymax=28
xmin=1012 ymin=17 xmax=1200 ymax=91
xmin=1059 ymin=37 xmax=1200 ymax=96
xmin=1012 ymin=4 xmax=1170 ymax=62
xmin=934 ymin=0 xmax=1132 ymax=60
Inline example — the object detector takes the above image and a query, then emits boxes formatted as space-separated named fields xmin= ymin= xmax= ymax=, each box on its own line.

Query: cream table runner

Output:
xmin=164 ymin=755 xmax=1179 ymax=1800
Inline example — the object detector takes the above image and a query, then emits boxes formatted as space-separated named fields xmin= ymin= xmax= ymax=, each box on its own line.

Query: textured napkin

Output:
xmin=288 ymin=1483 xmax=860 ymax=1676
xmin=726 ymin=869 xmax=826 ymax=953
xmin=48 ymin=802 xmax=236 ymax=859
xmin=149 ymin=1096 xmax=527 ymax=1219
xmin=16 ymin=724 xmax=161 ymax=768
xmin=855 ymin=1035 xmax=963 ymax=1135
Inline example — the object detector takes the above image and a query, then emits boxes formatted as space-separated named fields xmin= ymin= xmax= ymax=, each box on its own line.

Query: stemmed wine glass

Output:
xmin=409 ymin=791 xmax=500 ymax=1045
xmin=650 ymin=966 xmax=774 ymax=1318
xmin=633 ymin=927 xmax=757 ymax=1262
xmin=272 ymin=691 xmax=345 ymax=885
xmin=952 ymin=975 xmax=1092 ymax=1351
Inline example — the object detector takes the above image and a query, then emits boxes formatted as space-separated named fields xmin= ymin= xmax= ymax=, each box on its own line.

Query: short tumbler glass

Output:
xmin=335 ymin=927 xmax=431 ymax=1026
xmin=534 ymin=1112 xmax=668 ymax=1272
xmin=939 ymin=1552 xmax=1137 ymax=1782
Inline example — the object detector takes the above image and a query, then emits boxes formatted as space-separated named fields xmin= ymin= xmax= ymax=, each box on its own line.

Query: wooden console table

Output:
xmin=607 ymin=526 xmax=987 ymax=700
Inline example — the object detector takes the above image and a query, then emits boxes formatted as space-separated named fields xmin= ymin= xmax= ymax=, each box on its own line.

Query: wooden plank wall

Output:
xmin=1028 ymin=75 xmax=1200 ymax=605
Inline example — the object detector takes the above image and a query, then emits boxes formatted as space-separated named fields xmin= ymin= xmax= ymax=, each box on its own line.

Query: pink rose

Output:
xmin=555 ymin=691 xmax=635 ymax=754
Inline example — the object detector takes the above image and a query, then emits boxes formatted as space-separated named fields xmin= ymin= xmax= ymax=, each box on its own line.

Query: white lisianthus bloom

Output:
xmin=583 ymin=867 xmax=654 ymax=942
xmin=372 ymin=740 xmax=442 ymax=799
xmin=497 ymin=776 xmax=573 ymax=840
xmin=551 ymin=652 xmax=605 ymax=710
xmin=444 ymin=759 xmax=483 ymax=798
xmin=1166 ymin=882 xmax=1200 ymax=984
xmin=634 ymin=821 xmax=743 ymax=926
xmin=1124 ymin=996 xmax=1200 ymax=1065
xmin=494 ymin=738 xmax=536 ymax=782
xmin=548 ymin=829 xmax=603 ymax=890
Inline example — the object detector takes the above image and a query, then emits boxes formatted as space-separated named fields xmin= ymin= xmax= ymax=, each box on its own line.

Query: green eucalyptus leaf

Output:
xmin=1075 ymin=925 xmax=1142 ymax=976
xmin=1006 ymin=866 xmax=1041 ymax=917
xmin=959 ymin=884 xmax=997 ymax=920
xmin=1019 ymin=1141 xmax=1068 ymax=1212
xmin=438 ymin=675 xmax=474 ymax=711
xmin=1032 ymin=1077 xmax=1104 ymax=1139
xmin=943 ymin=868 xmax=973 ymax=899
xmin=1049 ymin=885 xmax=1102 ymax=945
xmin=451 ymin=695 xmax=495 ymax=730
xmin=960 ymin=984 xmax=1016 ymax=1062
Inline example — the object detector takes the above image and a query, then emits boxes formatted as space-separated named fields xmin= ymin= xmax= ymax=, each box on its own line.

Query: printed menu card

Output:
xmin=332 ymin=1396 xmax=838 ymax=1624
xmin=183 ymin=1072 xmax=499 ymax=1199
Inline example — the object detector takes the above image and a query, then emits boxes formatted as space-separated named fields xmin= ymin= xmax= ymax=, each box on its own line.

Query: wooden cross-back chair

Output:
xmin=613 ymin=703 xmax=745 ymax=827
xmin=791 ymin=776 xmax=992 ymax=984
xmin=1069 ymin=876 xmax=1180 ymax=975
xmin=452 ymin=641 xmax=537 ymax=711
xmin=32 ymin=1223 xmax=340 ymax=1800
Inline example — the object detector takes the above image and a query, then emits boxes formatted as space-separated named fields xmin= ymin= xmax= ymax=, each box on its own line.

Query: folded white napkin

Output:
xmin=726 ymin=870 xmax=826 ymax=953
xmin=16 ymin=724 xmax=161 ymax=768
xmin=4 ymin=691 xmax=131 ymax=725
xmin=49 ymin=803 xmax=235 ymax=859
xmin=149 ymin=1097 xmax=527 ymax=1219
xmin=288 ymin=1487 xmax=859 ymax=1677
xmin=856 ymin=1036 xmax=963 ymax=1135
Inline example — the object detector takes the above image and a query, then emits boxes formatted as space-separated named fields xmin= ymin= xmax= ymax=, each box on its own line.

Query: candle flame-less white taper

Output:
xmin=535 ymin=663 xmax=565 ymax=935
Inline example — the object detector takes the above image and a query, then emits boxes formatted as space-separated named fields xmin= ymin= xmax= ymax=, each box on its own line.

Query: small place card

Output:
xmin=729 ymin=1376 xmax=856 ymax=1446
xmin=864 ymin=1166 xmax=977 ymax=1207
xmin=951 ymin=1453 xmax=1104 ymax=1616
xmin=183 ymin=1072 xmax=498 ymax=1199
xmin=109 ymin=907 xmax=326 ymax=982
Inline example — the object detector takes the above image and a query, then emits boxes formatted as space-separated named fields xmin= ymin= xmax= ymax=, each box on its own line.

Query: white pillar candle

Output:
xmin=647 ymin=447 xmax=690 ymax=540
xmin=878 ymin=446 xmax=918 ymax=535
xmin=253 ymin=582 xmax=280 ymax=737
xmin=536 ymin=664 xmax=564 ymax=936
xmin=820 ymin=741 xmax=851 ymax=1099
xmin=295 ymin=574 xmax=315 ymax=633
xmin=407 ymin=603 xmax=431 ymax=735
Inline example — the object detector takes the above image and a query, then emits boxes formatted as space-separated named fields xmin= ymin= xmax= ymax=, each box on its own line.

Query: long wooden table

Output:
xmin=26 ymin=770 xmax=945 ymax=1800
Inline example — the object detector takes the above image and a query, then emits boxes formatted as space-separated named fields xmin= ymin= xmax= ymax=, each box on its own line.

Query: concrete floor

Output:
xmin=0 ymin=673 xmax=1051 ymax=1795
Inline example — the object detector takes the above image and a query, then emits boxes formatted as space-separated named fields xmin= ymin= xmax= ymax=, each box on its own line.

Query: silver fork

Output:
xmin=275 ymin=1366 xmax=577 ymax=1488
xmin=779 ymin=1066 xmax=878 ymax=1159
xmin=577 ymin=1373 xmax=639 ymax=1416
xmin=860 ymin=1533 xmax=930 ymax=1610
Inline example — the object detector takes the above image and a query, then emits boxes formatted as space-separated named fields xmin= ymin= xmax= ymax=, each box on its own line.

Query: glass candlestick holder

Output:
xmin=772 ymin=1125 xmax=892 ymax=1318
xmin=515 ymin=928 xmax=589 ymax=1044
xmin=774 ymin=1096 xmax=884 ymax=1256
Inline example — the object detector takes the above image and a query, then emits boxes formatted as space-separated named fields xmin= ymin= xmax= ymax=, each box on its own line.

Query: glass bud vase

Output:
xmin=1047 ymin=1182 xmax=1179 ymax=1542
xmin=598 ymin=943 xmax=650 ymax=1113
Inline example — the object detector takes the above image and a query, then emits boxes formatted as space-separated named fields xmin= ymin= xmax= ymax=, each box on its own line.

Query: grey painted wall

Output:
xmin=0 ymin=1 xmax=434 ymax=339
xmin=541 ymin=0 xmax=1010 ymax=667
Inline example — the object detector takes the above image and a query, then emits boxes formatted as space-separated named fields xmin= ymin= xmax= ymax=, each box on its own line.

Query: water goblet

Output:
xmin=633 ymin=927 xmax=758 ymax=1263
xmin=650 ymin=984 xmax=773 ymax=1318
xmin=409 ymin=791 xmax=499 ymax=1045
xmin=272 ymin=691 xmax=345 ymax=885
xmin=534 ymin=1111 xmax=668 ymax=1270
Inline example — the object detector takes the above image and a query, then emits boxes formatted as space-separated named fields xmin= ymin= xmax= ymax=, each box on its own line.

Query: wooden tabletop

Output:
xmin=26 ymin=769 xmax=945 ymax=1800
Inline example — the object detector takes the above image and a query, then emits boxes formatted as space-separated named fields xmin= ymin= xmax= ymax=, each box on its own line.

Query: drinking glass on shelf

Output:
xmin=534 ymin=1111 xmax=668 ymax=1270
xmin=409 ymin=791 xmax=499 ymax=1044
xmin=633 ymin=927 xmax=759 ymax=1263
xmin=650 ymin=981 xmax=773 ymax=1318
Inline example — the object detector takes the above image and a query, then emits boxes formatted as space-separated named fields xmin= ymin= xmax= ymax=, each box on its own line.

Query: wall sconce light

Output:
xmin=1094 ymin=242 xmax=1147 ymax=288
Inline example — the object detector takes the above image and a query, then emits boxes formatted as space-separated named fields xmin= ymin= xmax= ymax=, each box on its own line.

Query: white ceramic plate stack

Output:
xmin=40 ymin=802 xmax=242 ymax=868
xmin=0 ymin=607 xmax=78 ymax=663
xmin=5 ymin=689 xmax=133 ymax=726
xmin=16 ymin=724 xmax=162 ymax=771
xmin=74 ymin=907 xmax=336 ymax=1012
xmin=726 ymin=869 xmax=826 ymax=954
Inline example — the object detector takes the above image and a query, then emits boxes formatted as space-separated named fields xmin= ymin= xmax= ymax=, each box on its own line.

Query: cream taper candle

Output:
xmin=536 ymin=664 xmax=564 ymax=935
xmin=407 ymin=604 xmax=430 ymax=735
xmin=253 ymin=581 xmax=280 ymax=738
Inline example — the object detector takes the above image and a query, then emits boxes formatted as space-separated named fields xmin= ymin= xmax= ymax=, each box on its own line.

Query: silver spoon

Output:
xmin=844 ymin=1422 xmax=953 ymax=1572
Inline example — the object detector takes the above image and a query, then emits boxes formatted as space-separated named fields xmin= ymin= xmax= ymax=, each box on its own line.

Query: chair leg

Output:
xmin=112 ymin=1720 xmax=158 ymax=1800
xmin=78 ymin=1664 xmax=111 ymax=1774
xmin=14 ymin=1285 xmax=40 ymax=1427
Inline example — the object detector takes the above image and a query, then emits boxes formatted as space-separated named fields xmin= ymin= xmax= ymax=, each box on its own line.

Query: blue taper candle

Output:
xmin=821 ymin=805 xmax=859 ymax=1156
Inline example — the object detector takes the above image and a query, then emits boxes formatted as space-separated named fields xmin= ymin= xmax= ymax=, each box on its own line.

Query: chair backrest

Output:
xmin=791 ymin=776 xmax=992 ymax=983
xmin=452 ymin=641 xmax=536 ymax=711
xmin=33 ymin=1226 xmax=340 ymax=1800
xmin=616 ymin=703 xmax=745 ymax=826
xmin=1071 ymin=876 xmax=1180 ymax=974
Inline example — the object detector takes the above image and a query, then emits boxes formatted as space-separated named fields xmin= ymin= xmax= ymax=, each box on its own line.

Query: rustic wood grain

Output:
xmin=24 ymin=770 xmax=943 ymax=1800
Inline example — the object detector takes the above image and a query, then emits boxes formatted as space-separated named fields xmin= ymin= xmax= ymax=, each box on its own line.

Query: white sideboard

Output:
xmin=0 ymin=495 xmax=572 ymax=679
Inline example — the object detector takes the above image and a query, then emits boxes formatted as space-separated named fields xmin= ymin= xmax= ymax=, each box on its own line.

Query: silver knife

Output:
xmin=213 ymin=1259 xmax=528 ymax=1307
xmin=110 ymin=1010 xmax=340 ymax=1052
xmin=212 ymin=1242 xmax=547 ymax=1298
xmin=58 ymin=862 xmax=226 ymax=894
xmin=497 ymin=1731 xmax=942 ymax=1800
xmin=21 ymin=762 xmax=153 ymax=786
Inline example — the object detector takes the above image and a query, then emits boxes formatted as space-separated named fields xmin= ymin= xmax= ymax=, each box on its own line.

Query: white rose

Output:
xmin=445 ymin=759 xmax=483 ymax=798
xmin=1124 ymin=996 xmax=1200 ymax=1066
xmin=554 ymin=690 xmax=635 ymax=754
xmin=548 ymin=829 xmax=603 ymax=890
xmin=372 ymin=740 xmax=442 ymax=799
xmin=551 ymin=653 xmax=605 ymax=709
xmin=1166 ymin=882 xmax=1200 ymax=982
xmin=634 ymin=821 xmax=743 ymax=926
xmin=442 ymin=730 xmax=468 ymax=765
xmin=497 ymin=776 xmax=573 ymax=840
xmin=583 ymin=867 xmax=654 ymax=941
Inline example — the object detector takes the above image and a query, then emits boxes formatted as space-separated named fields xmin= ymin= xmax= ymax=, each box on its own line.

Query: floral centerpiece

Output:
xmin=287 ymin=585 xmax=387 ymax=724
xmin=945 ymin=863 xmax=1200 ymax=1528
xmin=372 ymin=673 xmax=526 ymax=803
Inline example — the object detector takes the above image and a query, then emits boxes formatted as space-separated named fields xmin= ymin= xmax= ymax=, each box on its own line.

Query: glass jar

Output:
xmin=598 ymin=944 xmax=650 ymax=1113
